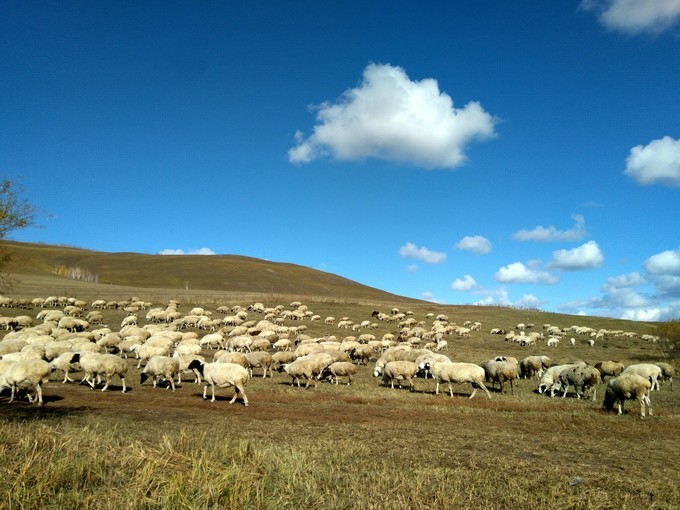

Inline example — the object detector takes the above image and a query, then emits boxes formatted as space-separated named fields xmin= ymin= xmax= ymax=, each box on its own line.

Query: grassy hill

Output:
xmin=0 ymin=240 xmax=415 ymax=304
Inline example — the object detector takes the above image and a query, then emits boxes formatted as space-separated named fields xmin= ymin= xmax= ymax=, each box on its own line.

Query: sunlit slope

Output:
xmin=0 ymin=241 xmax=412 ymax=302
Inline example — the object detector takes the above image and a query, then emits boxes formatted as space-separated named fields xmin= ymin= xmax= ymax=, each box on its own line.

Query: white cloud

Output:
xmin=451 ymin=274 xmax=477 ymax=291
xmin=494 ymin=262 xmax=558 ymax=284
xmin=407 ymin=264 xmax=419 ymax=273
xmin=581 ymin=0 xmax=680 ymax=34
xmin=454 ymin=235 xmax=492 ymax=254
xmin=515 ymin=294 xmax=543 ymax=310
xmin=422 ymin=291 xmax=445 ymax=304
xmin=159 ymin=248 xmax=216 ymax=255
xmin=644 ymin=247 xmax=680 ymax=297
xmin=549 ymin=240 xmax=604 ymax=270
xmin=512 ymin=214 xmax=587 ymax=243
xmin=399 ymin=242 xmax=447 ymax=264
xmin=289 ymin=63 xmax=497 ymax=168
xmin=624 ymin=136 xmax=680 ymax=187
xmin=621 ymin=308 xmax=661 ymax=321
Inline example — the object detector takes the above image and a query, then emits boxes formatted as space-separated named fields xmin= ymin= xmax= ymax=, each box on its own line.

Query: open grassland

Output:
xmin=0 ymin=242 xmax=678 ymax=509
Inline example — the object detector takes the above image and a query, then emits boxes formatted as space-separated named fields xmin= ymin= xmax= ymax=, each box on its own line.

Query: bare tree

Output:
xmin=0 ymin=179 xmax=37 ymax=291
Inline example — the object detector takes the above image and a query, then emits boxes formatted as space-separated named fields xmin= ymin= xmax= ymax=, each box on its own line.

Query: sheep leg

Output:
xmin=120 ymin=377 xmax=127 ymax=393
xmin=35 ymin=383 xmax=43 ymax=406
xmin=202 ymin=384 xmax=209 ymax=400
xmin=448 ymin=383 xmax=454 ymax=398
xmin=210 ymin=384 xmax=216 ymax=402
xmin=100 ymin=375 xmax=110 ymax=392
xmin=469 ymin=387 xmax=477 ymax=399
xmin=168 ymin=377 xmax=175 ymax=392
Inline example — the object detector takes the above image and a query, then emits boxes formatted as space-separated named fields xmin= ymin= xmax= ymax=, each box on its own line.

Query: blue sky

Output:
xmin=2 ymin=1 xmax=679 ymax=321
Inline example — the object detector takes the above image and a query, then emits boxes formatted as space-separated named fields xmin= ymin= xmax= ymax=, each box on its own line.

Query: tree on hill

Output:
xmin=0 ymin=179 xmax=37 ymax=291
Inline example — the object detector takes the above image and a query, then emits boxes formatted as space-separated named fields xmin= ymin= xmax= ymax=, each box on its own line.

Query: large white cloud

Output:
xmin=451 ymin=274 xmax=477 ymax=291
xmin=454 ymin=235 xmax=492 ymax=254
xmin=289 ymin=63 xmax=497 ymax=168
xmin=159 ymin=247 xmax=216 ymax=255
xmin=399 ymin=242 xmax=447 ymax=264
xmin=549 ymin=241 xmax=604 ymax=270
xmin=512 ymin=214 xmax=587 ymax=243
xmin=624 ymin=136 xmax=680 ymax=187
xmin=644 ymin=247 xmax=680 ymax=297
xmin=581 ymin=0 xmax=680 ymax=34
xmin=494 ymin=262 xmax=558 ymax=284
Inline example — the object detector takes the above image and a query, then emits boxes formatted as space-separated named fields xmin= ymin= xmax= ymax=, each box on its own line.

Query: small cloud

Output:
xmin=399 ymin=242 xmax=447 ymax=264
xmin=512 ymin=214 xmax=587 ymax=243
xmin=454 ymin=235 xmax=492 ymax=254
xmin=159 ymin=247 xmax=216 ymax=255
xmin=451 ymin=274 xmax=477 ymax=291
xmin=407 ymin=264 xmax=419 ymax=273
xmin=580 ymin=0 xmax=680 ymax=35
xmin=422 ymin=291 xmax=445 ymax=304
xmin=289 ymin=63 xmax=497 ymax=168
xmin=494 ymin=262 xmax=558 ymax=284
xmin=624 ymin=136 xmax=680 ymax=187
xmin=549 ymin=240 xmax=604 ymax=270
xmin=621 ymin=308 xmax=661 ymax=322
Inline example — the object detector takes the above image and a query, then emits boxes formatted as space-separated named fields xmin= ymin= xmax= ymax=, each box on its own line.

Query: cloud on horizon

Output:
xmin=624 ymin=136 xmax=680 ymax=188
xmin=289 ymin=63 xmax=497 ymax=168
xmin=451 ymin=274 xmax=477 ymax=291
xmin=159 ymin=248 xmax=216 ymax=255
xmin=512 ymin=214 xmax=587 ymax=243
xmin=581 ymin=0 xmax=680 ymax=35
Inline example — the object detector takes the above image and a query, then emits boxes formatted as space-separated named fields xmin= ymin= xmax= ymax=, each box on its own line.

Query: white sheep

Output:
xmin=76 ymin=352 xmax=128 ymax=392
xmin=482 ymin=358 xmax=519 ymax=395
xmin=281 ymin=353 xmax=334 ymax=389
xmin=621 ymin=363 xmax=663 ymax=391
xmin=321 ymin=361 xmax=358 ymax=385
xmin=654 ymin=362 xmax=675 ymax=390
xmin=374 ymin=360 xmax=418 ymax=391
xmin=420 ymin=361 xmax=491 ymax=399
xmin=538 ymin=363 xmax=582 ymax=395
xmin=49 ymin=351 xmax=80 ymax=383
xmin=603 ymin=373 xmax=653 ymax=417
xmin=173 ymin=354 xmax=205 ymax=384
xmin=245 ymin=351 xmax=274 ymax=379
xmin=594 ymin=361 xmax=625 ymax=383
xmin=188 ymin=360 xmax=249 ymax=406
xmin=131 ymin=343 xmax=171 ymax=368
xmin=140 ymin=355 xmax=180 ymax=391
xmin=0 ymin=359 xmax=52 ymax=405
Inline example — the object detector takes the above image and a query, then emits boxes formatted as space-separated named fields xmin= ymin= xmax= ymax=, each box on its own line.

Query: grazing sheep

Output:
xmin=655 ymin=362 xmax=675 ymax=390
xmin=374 ymin=360 xmax=418 ymax=391
xmin=483 ymin=359 xmax=519 ymax=395
xmin=0 ymin=359 xmax=52 ymax=405
xmin=173 ymin=354 xmax=205 ymax=384
xmin=621 ymin=363 xmax=663 ymax=391
xmin=77 ymin=353 xmax=128 ymax=392
xmin=213 ymin=351 xmax=249 ymax=368
xmin=49 ymin=352 xmax=80 ymax=383
xmin=321 ymin=361 xmax=358 ymax=385
xmin=519 ymin=356 xmax=544 ymax=380
xmin=188 ymin=360 xmax=249 ymax=406
xmin=140 ymin=355 xmax=180 ymax=391
xmin=419 ymin=361 xmax=491 ymax=399
xmin=603 ymin=374 xmax=653 ymax=417
xmin=281 ymin=353 xmax=334 ymax=389
xmin=245 ymin=351 xmax=274 ymax=379
xmin=131 ymin=343 xmax=171 ymax=368
xmin=594 ymin=361 xmax=625 ymax=383
xmin=554 ymin=365 xmax=601 ymax=400
xmin=538 ymin=363 xmax=582 ymax=395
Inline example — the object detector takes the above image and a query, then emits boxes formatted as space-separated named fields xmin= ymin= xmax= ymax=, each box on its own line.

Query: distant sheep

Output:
xmin=603 ymin=373 xmax=652 ymax=417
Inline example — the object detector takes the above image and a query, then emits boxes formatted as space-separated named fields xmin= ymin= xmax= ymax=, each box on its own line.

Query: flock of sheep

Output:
xmin=0 ymin=295 xmax=675 ymax=418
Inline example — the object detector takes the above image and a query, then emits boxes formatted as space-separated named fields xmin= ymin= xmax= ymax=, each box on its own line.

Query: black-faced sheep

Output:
xmin=603 ymin=373 xmax=652 ymax=417
xmin=188 ymin=360 xmax=249 ymax=406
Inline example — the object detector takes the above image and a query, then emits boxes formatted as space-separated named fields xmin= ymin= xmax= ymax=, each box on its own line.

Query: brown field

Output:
xmin=0 ymin=242 xmax=678 ymax=509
